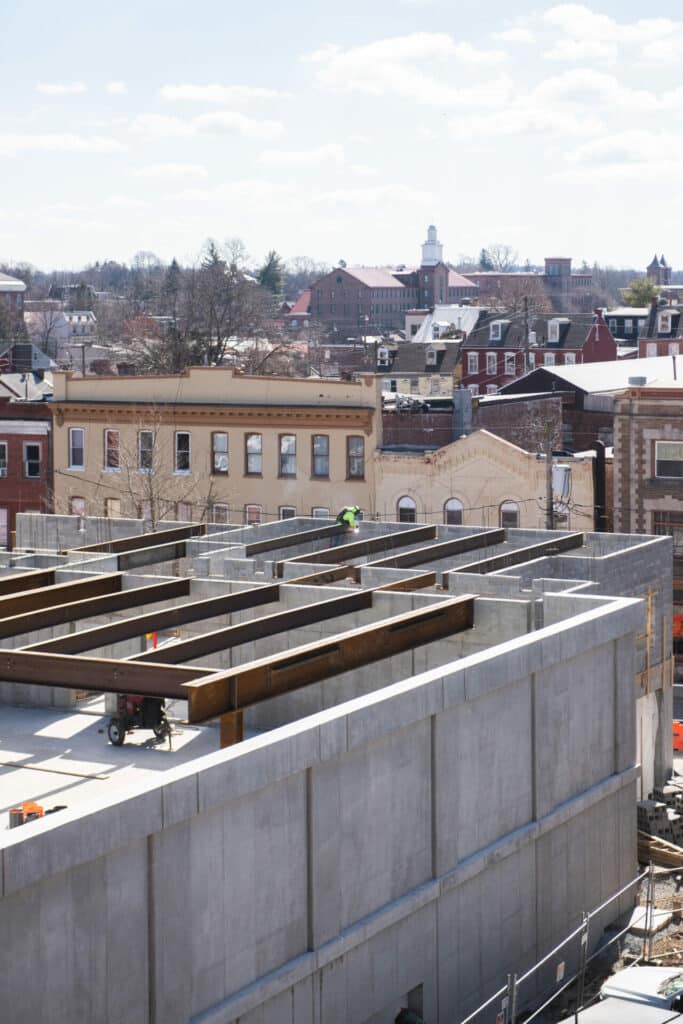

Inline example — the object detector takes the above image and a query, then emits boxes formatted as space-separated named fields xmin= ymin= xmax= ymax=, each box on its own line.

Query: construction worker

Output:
xmin=336 ymin=505 xmax=361 ymax=531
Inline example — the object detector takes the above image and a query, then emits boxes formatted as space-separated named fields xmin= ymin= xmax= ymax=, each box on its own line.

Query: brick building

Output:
xmin=466 ymin=257 xmax=593 ymax=313
xmin=461 ymin=310 xmax=616 ymax=395
xmin=0 ymin=398 xmax=53 ymax=546
xmin=0 ymin=272 xmax=26 ymax=335
xmin=308 ymin=226 xmax=478 ymax=334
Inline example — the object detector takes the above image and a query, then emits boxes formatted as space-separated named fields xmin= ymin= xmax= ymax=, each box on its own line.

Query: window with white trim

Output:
xmin=0 ymin=442 xmax=7 ymax=477
xmin=104 ymin=497 xmax=121 ymax=518
xmin=656 ymin=441 xmax=683 ymax=478
xmin=500 ymin=500 xmax=519 ymax=528
xmin=565 ymin=353 xmax=576 ymax=365
xmin=312 ymin=507 xmax=329 ymax=519
xmin=69 ymin=427 xmax=85 ymax=470
xmin=486 ymin=352 xmax=496 ymax=376
xmin=212 ymin=432 xmax=229 ymax=474
xmin=444 ymin=498 xmax=463 ymax=526
xmin=138 ymin=430 xmax=154 ymax=471
xmin=70 ymin=496 xmax=86 ymax=516
xmin=245 ymin=504 xmax=263 ymax=525
xmin=212 ymin=503 xmax=229 ymax=525
xmin=646 ymin=342 xmax=657 ymax=357
xmin=544 ymin=352 xmax=555 ymax=366
xmin=467 ymin=352 xmax=479 ymax=374
xmin=23 ymin=443 xmax=40 ymax=479
xmin=174 ymin=432 xmax=191 ymax=473
xmin=397 ymin=495 xmax=417 ymax=523
xmin=504 ymin=353 xmax=516 ymax=375
xmin=279 ymin=506 xmax=296 ymax=519
xmin=104 ymin=429 xmax=119 ymax=470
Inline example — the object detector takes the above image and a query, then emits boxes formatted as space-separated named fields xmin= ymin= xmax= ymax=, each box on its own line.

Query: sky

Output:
xmin=1 ymin=0 xmax=681 ymax=272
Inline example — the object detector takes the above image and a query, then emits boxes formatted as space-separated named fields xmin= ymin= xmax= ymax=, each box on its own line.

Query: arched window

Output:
xmin=500 ymin=500 xmax=519 ymax=529
xmin=397 ymin=495 xmax=417 ymax=523
xmin=444 ymin=498 xmax=464 ymax=526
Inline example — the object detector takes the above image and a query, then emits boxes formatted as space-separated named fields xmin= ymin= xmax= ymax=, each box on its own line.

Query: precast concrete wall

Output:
xmin=0 ymin=594 xmax=642 ymax=1024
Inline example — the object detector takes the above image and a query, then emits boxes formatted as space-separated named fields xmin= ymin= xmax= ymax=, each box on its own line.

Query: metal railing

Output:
xmin=458 ymin=866 xmax=657 ymax=1024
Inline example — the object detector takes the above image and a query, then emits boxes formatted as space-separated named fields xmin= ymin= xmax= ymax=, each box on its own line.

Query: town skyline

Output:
xmin=2 ymin=0 xmax=682 ymax=270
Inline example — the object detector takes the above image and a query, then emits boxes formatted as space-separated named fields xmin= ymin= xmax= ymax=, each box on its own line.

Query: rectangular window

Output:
xmin=467 ymin=384 xmax=479 ymax=396
xmin=245 ymin=433 xmax=262 ymax=475
xmin=656 ymin=441 xmax=683 ymax=478
xmin=346 ymin=436 xmax=365 ymax=479
xmin=659 ymin=313 xmax=671 ymax=333
xmin=138 ymin=430 xmax=154 ymax=471
xmin=104 ymin=497 xmax=121 ymax=518
xmin=69 ymin=427 xmax=85 ymax=469
xmin=486 ymin=384 xmax=497 ymax=394
xmin=104 ymin=429 xmax=119 ymax=470
xmin=212 ymin=503 xmax=229 ymax=525
xmin=544 ymin=352 xmax=555 ymax=366
xmin=486 ymin=353 xmax=497 ymax=376
xmin=70 ymin=496 xmax=85 ymax=516
xmin=212 ymin=432 xmax=228 ymax=474
xmin=312 ymin=506 xmax=330 ymax=519
xmin=23 ymin=443 xmax=40 ymax=479
xmin=467 ymin=352 xmax=479 ymax=374
xmin=312 ymin=435 xmax=329 ymax=477
xmin=279 ymin=506 xmax=296 ymax=519
xmin=625 ymin=319 xmax=633 ymax=331
xmin=174 ymin=431 xmax=191 ymax=473
xmin=670 ymin=343 xmax=680 ymax=356
xmin=0 ymin=441 xmax=7 ymax=476
xmin=176 ymin=501 xmax=192 ymax=521
xmin=279 ymin=434 xmax=296 ymax=477
xmin=565 ymin=353 xmax=576 ymax=365
xmin=245 ymin=504 xmax=262 ymax=525
xmin=504 ymin=353 xmax=516 ymax=375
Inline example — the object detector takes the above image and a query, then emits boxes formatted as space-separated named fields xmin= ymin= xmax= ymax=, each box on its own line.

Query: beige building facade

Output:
xmin=51 ymin=367 xmax=381 ymax=525
xmin=375 ymin=429 xmax=597 ymax=530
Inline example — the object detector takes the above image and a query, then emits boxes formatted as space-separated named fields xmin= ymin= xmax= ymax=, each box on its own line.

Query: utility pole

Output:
xmin=523 ymin=295 xmax=530 ymax=373
xmin=545 ymin=419 xmax=555 ymax=531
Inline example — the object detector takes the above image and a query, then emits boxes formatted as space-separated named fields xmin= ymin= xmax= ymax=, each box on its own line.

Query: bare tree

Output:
xmin=487 ymin=243 xmax=519 ymax=272
xmin=493 ymin=276 xmax=551 ymax=317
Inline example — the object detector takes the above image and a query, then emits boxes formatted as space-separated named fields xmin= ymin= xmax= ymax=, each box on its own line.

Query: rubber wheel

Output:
xmin=108 ymin=718 xmax=126 ymax=746
xmin=153 ymin=718 xmax=170 ymax=741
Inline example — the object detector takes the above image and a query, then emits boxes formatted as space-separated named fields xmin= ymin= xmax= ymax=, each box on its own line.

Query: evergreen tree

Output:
xmin=478 ymin=248 xmax=494 ymax=272
xmin=622 ymin=277 xmax=659 ymax=306
xmin=257 ymin=250 xmax=284 ymax=297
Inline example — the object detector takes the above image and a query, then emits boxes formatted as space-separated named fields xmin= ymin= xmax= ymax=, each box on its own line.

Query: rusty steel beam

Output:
xmin=183 ymin=595 xmax=475 ymax=723
xmin=454 ymin=532 xmax=585 ymax=575
xmin=0 ymin=569 xmax=57 ymax=595
xmin=286 ymin=565 xmax=359 ymax=586
xmin=22 ymin=582 xmax=281 ymax=654
xmin=374 ymin=572 xmax=437 ymax=592
xmin=276 ymin=525 xmax=437 ymax=574
xmin=0 ymin=572 xmax=123 ymax=621
xmin=365 ymin=529 xmax=506 ymax=570
xmin=0 ymin=649 xmax=213 ymax=698
xmin=16 ymin=578 xmax=192 ymax=647
xmin=69 ymin=523 xmax=206 ymax=555
xmin=131 ymin=589 xmax=375 ymax=664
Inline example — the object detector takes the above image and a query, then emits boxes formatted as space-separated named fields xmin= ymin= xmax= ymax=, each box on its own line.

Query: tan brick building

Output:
xmin=51 ymin=367 xmax=381 ymax=525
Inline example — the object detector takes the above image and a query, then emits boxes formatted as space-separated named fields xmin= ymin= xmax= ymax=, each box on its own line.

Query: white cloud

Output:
xmin=160 ymin=83 xmax=284 ymax=102
xmin=350 ymin=164 xmax=380 ymax=177
xmin=555 ymin=129 xmax=683 ymax=183
xmin=104 ymin=195 xmax=146 ymax=208
xmin=106 ymin=81 xmax=127 ymax=95
xmin=131 ymin=110 xmax=283 ymax=140
xmin=0 ymin=133 xmax=124 ymax=156
xmin=36 ymin=81 xmax=86 ymax=95
xmin=258 ymin=143 xmax=344 ymax=166
xmin=303 ymin=33 xmax=506 ymax=107
xmin=168 ymin=179 xmax=298 ymax=211
xmin=131 ymin=162 xmax=208 ymax=178
xmin=194 ymin=111 xmax=283 ymax=140
xmin=310 ymin=183 xmax=431 ymax=207
xmin=539 ymin=5 xmax=683 ymax=65
xmin=493 ymin=27 xmax=536 ymax=44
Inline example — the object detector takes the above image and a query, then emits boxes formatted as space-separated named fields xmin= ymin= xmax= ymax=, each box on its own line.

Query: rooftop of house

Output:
xmin=467 ymin=312 xmax=599 ymax=350
xmin=0 ymin=272 xmax=27 ymax=293
xmin=379 ymin=341 xmax=461 ymax=375
xmin=501 ymin=354 xmax=683 ymax=396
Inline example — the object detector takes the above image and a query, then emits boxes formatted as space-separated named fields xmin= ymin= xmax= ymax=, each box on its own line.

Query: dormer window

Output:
xmin=426 ymin=348 xmax=437 ymax=365
xmin=377 ymin=347 xmax=390 ymax=366
xmin=548 ymin=320 xmax=560 ymax=344
xmin=490 ymin=321 xmax=502 ymax=341
xmin=432 ymin=324 xmax=440 ymax=339
xmin=659 ymin=313 xmax=671 ymax=334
